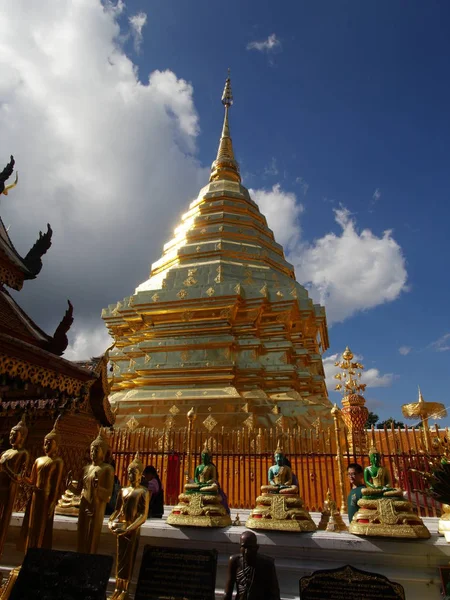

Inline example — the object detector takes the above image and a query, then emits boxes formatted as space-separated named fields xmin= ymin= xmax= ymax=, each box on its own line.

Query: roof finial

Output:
xmin=210 ymin=70 xmax=240 ymax=183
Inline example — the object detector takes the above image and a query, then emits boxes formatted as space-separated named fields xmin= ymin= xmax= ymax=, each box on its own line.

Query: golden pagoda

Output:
xmin=102 ymin=74 xmax=332 ymax=431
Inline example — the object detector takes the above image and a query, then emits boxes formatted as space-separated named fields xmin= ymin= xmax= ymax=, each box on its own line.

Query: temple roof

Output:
xmin=0 ymin=333 xmax=115 ymax=426
xmin=0 ymin=216 xmax=52 ymax=291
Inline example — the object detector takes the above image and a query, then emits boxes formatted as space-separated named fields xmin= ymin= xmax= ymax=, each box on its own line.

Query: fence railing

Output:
xmin=108 ymin=423 xmax=447 ymax=517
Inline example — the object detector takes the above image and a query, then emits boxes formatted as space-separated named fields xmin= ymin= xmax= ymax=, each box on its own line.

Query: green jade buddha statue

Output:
xmin=167 ymin=441 xmax=231 ymax=527
xmin=261 ymin=449 xmax=298 ymax=495
xmin=363 ymin=449 xmax=396 ymax=497
xmin=185 ymin=444 xmax=218 ymax=495
xmin=247 ymin=443 xmax=315 ymax=532
xmin=349 ymin=445 xmax=430 ymax=539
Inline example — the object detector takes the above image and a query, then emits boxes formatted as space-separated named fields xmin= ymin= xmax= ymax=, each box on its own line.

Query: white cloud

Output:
xmin=264 ymin=157 xmax=279 ymax=176
xmin=372 ymin=188 xmax=381 ymax=203
xmin=293 ymin=207 xmax=408 ymax=323
xmin=250 ymin=184 xmax=303 ymax=252
xmin=295 ymin=176 xmax=309 ymax=196
xmin=399 ymin=346 xmax=412 ymax=356
xmin=0 ymin=0 xmax=206 ymax=346
xmin=247 ymin=33 xmax=281 ymax=53
xmin=430 ymin=333 xmax=450 ymax=352
xmin=64 ymin=324 xmax=114 ymax=361
xmin=129 ymin=12 xmax=147 ymax=52
xmin=323 ymin=353 xmax=395 ymax=394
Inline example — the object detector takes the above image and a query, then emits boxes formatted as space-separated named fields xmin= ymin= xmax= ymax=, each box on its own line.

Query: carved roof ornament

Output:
xmin=209 ymin=70 xmax=241 ymax=183
xmin=49 ymin=300 xmax=74 ymax=356
xmin=0 ymin=155 xmax=18 ymax=196
xmin=333 ymin=346 xmax=366 ymax=396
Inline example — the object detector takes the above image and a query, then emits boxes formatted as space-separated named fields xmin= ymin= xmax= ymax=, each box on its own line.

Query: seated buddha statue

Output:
xmin=247 ymin=443 xmax=315 ymax=532
xmin=349 ymin=446 xmax=430 ymax=539
xmin=184 ymin=443 xmax=219 ymax=495
xmin=55 ymin=474 xmax=82 ymax=516
xmin=167 ymin=442 xmax=231 ymax=528
xmin=362 ymin=449 xmax=398 ymax=498
xmin=261 ymin=447 xmax=298 ymax=495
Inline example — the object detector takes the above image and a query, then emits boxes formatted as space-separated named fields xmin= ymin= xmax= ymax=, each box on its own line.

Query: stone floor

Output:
xmin=2 ymin=510 xmax=449 ymax=599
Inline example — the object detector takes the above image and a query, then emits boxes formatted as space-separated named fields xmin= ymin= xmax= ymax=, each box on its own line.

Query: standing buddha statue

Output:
xmin=20 ymin=420 xmax=64 ymax=552
xmin=349 ymin=445 xmax=430 ymax=539
xmin=77 ymin=431 xmax=114 ymax=554
xmin=108 ymin=453 xmax=149 ymax=600
xmin=167 ymin=441 xmax=231 ymax=527
xmin=0 ymin=417 xmax=29 ymax=559
xmin=246 ymin=443 xmax=316 ymax=532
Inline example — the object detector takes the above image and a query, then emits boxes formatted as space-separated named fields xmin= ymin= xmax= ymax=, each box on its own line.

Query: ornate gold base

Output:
xmin=246 ymin=516 xmax=316 ymax=532
xmin=349 ymin=521 xmax=430 ymax=539
xmin=167 ymin=513 xmax=232 ymax=528
xmin=246 ymin=494 xmax=316 ymax=533
xmin=167 ymin=491 xmax=232 ymax=528
xmin=0 ymin=567 xmax=20 ymax=600
xmin=54 ymin=506 xmax=79 ymax=517
xmin=317 ymin=513 xmax=348 ymax=532
xmin=349 ymin=495 xmax=430 ymax=539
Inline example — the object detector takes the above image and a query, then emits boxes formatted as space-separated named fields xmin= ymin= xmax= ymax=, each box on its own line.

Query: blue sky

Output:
xmin=2 ymin=0 xmax=449 ymax=424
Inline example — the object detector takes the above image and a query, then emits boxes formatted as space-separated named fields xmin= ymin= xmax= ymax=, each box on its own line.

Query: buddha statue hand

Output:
xmin=93 ymin=473 xmax=99 ymax=489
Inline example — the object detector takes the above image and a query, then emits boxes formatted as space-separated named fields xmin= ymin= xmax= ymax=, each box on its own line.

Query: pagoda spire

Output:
xmin=210 ymin=70 xmax=241 ymax=183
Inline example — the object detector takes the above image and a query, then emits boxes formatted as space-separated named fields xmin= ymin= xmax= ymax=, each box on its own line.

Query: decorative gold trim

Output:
xmin=0 ymin=352 xmax=87 ymax=396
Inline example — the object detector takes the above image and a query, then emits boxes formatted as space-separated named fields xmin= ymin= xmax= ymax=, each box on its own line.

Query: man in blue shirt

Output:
xmin=347 ymin=463 xmax=365 ymax=523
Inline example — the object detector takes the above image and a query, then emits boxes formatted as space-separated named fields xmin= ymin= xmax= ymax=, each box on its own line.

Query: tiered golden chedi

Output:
xmin=349 ymin=446 xmax=430 ymax=539
xmin=102 ymin=75 xmax=331 ymax=431
xmin=246 ymin=446 xmax=316 ymax=532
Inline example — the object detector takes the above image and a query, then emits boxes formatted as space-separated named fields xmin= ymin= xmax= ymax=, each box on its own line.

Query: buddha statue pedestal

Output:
xmin=167 ymin=443 xmax=231 ymax=528
xmin=55 ymin=478 xmax=81 ymax=517
xmin=246 ymin=491 xmax=316 ymax=533
xmin=167 ymin=489 xmax=231 ymax=528
xmin=349 ymin=488 xmax=430 ymax=539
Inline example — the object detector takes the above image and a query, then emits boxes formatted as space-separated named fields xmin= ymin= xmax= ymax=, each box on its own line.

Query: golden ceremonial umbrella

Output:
xmin=402 ymin=387 xmax=447 ymax=451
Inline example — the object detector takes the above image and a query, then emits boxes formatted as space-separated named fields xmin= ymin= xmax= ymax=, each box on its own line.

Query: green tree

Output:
xmin=377 ymin=417 xmax=406 ymax=429
xmin=365 ymin=412 xmax=379 ymax=428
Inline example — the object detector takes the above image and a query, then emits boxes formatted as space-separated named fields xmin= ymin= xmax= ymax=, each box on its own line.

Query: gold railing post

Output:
xmin=331 ymin=404 xmax=347 ymax=514
xmin=185 ymin=407 xmax=196 ymax=483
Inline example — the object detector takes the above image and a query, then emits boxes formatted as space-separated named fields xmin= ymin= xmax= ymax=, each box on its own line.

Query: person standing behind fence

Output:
xmin=347 ymin=463 xmax=365 ymax=522
xmin=142 ymin=466 xmax=164 ymax=519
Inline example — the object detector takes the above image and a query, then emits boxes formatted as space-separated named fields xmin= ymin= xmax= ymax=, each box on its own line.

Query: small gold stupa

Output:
xmin=102 ymin=73 xmax=332 ymax=431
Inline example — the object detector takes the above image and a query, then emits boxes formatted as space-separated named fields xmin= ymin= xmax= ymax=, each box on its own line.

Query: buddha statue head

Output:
xmin=10 ymin=415 xmax=28 ymax=449
xmin=90 ymin=430 xmax=110 ymax=465
xmin=128 ymin=452 xmax=143 ymax=485
xmin=201 ymin=441 xmax=213 ymax=465
xmin=274 ymin=442 xmax=286 ymax=467
xmin=369 ymin=445 xmax=381 ymax=467
xmin=44 ymin=418 xmax=61 ymax=456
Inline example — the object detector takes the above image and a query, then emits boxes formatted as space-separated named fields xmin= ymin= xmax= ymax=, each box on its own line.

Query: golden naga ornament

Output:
xmin=167 ymin=441 xmax=231 ymax=527
xmin=246 ymin=443 xmax=316 ymax=532
xmin=349 ymin=445 xmax=430 ymax=539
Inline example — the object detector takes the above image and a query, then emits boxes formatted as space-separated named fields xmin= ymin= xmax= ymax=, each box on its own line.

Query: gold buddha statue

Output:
xmin=167 ymin=442 xmax=231 ymax=527
xmin=55 ymin=473 xmax=82 ymax=516
xmin=20 ymin=421 xmax=64 ymax=552
xmin=0 ymin=417 xmax=29 ymax=559
xmin=318 ymin=489 xmax=347 ymax=532
xmin=246 ymin=444 xmax=316 ymax=532
xmin=77 ymin=431 xmax=114 ymax=554
xmin=108 ymin=453 xmax=149 ymax=600
xmin=349 ymin=446 xmax=430 ymax=539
